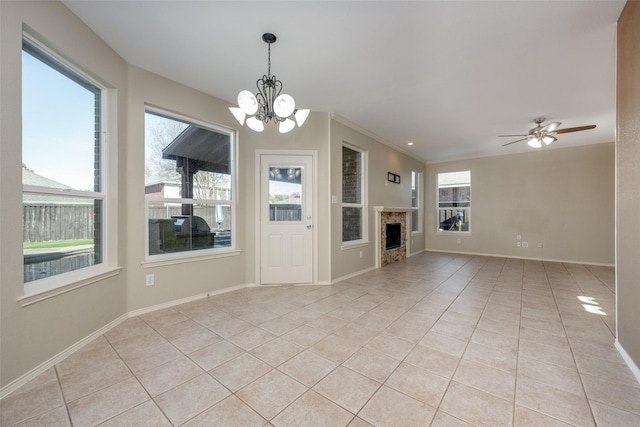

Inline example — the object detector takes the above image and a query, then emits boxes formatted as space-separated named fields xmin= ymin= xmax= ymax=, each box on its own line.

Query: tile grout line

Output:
xmin=544 ymin=261 xmax=599 ymax=427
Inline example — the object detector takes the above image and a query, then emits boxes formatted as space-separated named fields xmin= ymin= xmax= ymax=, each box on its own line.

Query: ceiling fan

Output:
xmin=500 ymin=117 xmax=596 ymax=148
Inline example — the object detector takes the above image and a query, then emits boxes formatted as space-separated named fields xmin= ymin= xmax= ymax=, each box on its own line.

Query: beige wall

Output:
xmin=330 ymin=119 xmax=426 ymax=281
xmin=0 ymin=1 xmax=129 ymax=386
xmin=0 ymin=0 xmax=337 ymax=387
xmin=1 ymin=0 xmax=629 ymax=390
xmin=616 ymin=0 xmax=640 ymax=371
xmin=126 ymin=65 xmax=333 ymax=307
xmin=426 ymin=143 xmax=615 ymax=265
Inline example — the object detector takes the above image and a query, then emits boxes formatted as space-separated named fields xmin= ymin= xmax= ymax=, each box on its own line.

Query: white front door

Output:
xmin=260 ymin=154 xmax=313 ymax=284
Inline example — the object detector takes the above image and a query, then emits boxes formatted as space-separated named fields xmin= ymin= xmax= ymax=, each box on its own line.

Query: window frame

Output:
xmin=411 ymin=171 xmax=423 ymax=235
xmin=341 ymin=143 xmax=368 ymax=247
xmin=143 ymin=107 xmax=238 ymax=265
xmin=20 ymin=34 xmax=119 ymax=304
xmin=436 ymin=170 xmax=471 ymax=234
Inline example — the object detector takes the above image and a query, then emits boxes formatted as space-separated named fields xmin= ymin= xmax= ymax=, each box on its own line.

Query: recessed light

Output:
xmin=407 ymin=142 xmax=414 ymax=146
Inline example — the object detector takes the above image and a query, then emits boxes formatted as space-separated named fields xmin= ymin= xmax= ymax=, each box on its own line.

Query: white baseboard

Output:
xmin=0 ymin=313 xmax=129 ymax=400
xmin=127 ymin=283 xmax=248 ymax=318
xmin=331 ymin=266 xmax=377 ymax=284
xmin=615 ymin=340 xmax=640 ymax=385
xmin=0 ymin=282 xmax=249 ymax=399
xmin=409 ymin=248 xmax=426 ymax=257
xmin=424 ymin=248 xmax=615 ymax=267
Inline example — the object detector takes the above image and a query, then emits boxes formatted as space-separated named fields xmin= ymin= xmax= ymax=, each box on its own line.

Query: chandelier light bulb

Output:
xmin=274 ymin=94 xmax=295 ymax=118
xmin=294 ymin=109 xmax=310 ymax=127
xmin=246 ymin=116 xmax=265 ymax=132
xmin=238 ymin=90 xmax=259 ymax=115
xmin=279 ymin=118 xmax=296 ymax=133
xmin=542 ymin=135 xmax=556 ymax=145
xmin=230 ymin=33 xmax=309 ymax=132
xmin=228 ymin=107 xmax=246 ymax=125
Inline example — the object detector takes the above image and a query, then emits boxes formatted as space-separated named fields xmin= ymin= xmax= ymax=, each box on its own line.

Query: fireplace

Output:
xmin=386 ymin=223 xmax=401 ymax=250
xmin=374 ymin=206 xmax=416 ymax=268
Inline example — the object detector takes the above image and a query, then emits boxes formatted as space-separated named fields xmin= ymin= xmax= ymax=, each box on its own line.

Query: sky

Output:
xmin=22 ymin=50 xmax=97 ymax=191
xmin=22 ymin=49 xmax=303 ymax=199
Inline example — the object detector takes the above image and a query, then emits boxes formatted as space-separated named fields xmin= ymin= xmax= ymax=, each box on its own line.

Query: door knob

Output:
xmin=306 ymin=224 xmax=312 ymax=229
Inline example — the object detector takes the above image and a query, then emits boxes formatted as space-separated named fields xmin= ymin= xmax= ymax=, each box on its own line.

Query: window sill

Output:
xmin=411 ymin=231 xmax=424 ymax=236
xmin=341 ymin=241 xmax=369 ymax=251
xmin=142 ymin=249 xmax=242 ymax=269
xmin=436 ymin=230 xmax=472 ymax=236
xmin=19 ymin=266 xmax=123 ymax=307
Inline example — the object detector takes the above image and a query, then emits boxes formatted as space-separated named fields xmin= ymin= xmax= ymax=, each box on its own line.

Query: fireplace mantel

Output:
xmin=374 ymin=207 xmax=417 ymax=268
xmin=374 ymin=206 xmax=418 ymax=213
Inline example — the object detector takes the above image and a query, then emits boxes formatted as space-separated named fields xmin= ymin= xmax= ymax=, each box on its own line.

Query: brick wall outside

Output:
xmin=343 ymin=146 xmax=362 ymax=241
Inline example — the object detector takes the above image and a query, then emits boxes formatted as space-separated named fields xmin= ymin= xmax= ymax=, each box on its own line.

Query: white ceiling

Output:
xmin=63 ymin=0 xmax=625 ymax=163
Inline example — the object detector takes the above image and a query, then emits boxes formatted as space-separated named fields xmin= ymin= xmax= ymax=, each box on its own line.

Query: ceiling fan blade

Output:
xmin=542 ymin=121 xmax=562 ymax=132
xmin=555 ymin=125 xmax=596 ymax=134
xmin=502 ymin=137 xmax=529 ymax=147
xmin=498 ymin=134 xmax=528 ymax=137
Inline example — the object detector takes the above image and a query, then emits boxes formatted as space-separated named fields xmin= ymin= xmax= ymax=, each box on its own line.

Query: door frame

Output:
xmin=255 ymin=149 xmax=318 ymax=285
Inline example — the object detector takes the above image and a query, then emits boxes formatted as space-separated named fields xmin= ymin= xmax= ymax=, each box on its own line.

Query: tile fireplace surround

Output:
xmin=374 ymin=207 xmax=416 ymax=268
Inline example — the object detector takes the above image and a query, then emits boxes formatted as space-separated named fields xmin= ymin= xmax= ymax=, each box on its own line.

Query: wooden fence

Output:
xmin=23 ymin=205 xmax=94 ymax=243
xmin=23 ymin=204 xmax=300 ymax=243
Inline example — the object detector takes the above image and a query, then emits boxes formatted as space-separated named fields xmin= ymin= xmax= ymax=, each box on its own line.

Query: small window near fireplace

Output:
xmin=386 ymin=223 xmax=402 ymax=250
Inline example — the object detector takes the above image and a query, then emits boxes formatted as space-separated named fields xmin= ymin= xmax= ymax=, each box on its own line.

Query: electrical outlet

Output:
xmin=537 ymin=242 xmax=543 ymax=248
xmin=517 ymin=242 xmax=521 ymax=247
xmin=516 ymin=234 xmax=522 ymax=241
xmin=456 ymin=238 xmax=461 ymax=244
xmin=146 ymin=274 xmax=155 ymax=286
xmin=522 ymin=242 xmax=529 ymax=248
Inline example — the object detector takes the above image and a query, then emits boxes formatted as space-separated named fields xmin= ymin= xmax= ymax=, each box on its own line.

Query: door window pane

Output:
xmin=269 ymin=167 xmax=302 ymax=222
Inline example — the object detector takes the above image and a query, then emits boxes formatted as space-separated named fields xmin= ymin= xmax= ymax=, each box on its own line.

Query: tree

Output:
xmin=145 ymin=115 xmax=186 ymax=183
xmin=145 ymin=113 xmax=231 ymax=201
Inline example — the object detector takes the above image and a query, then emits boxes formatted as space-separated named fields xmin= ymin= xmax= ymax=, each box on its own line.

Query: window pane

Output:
xmin=23 ymin=195 xmax=102 ymax=283
xmin=343 ymin=207 xmax=362 ymax=242
xmin=437 ymin=171 xmax=471 ymax=233
xmin=269 ymin=167 xmax=302 ymax=222
xmin=438 ymin=208 xmax=470 ymax=232
xmin=438 ymin=171 xmax=470 ymax=187
xmin=22 ymin=45 xmax=101 ymax=192
xmin=411 ymin=171 xmax=419 ymax=232
xmin=438 ymin=186 xmax=470 ymax=205
xmin=148 ymin=202 xmax=230 ymax=255
xmin=145 ymin=112 xmax=231 ymax=201
xmin=145 ymin=110 xmax=234 ymax=258
xmin=342 ymin=146 xmax=361 ymax=204
xmin=22 ymin=39 xmax=104 ymax=284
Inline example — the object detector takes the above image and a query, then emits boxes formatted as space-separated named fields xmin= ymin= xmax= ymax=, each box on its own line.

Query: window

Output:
xmin=22 ymin=38 xmax=105 ymax=285
xmin=342 ymin=144 xmax=367 ymax=243
xmin=145 ymin=110 xmax=234 ymax=259
xmin=437 ymin=171 xmax=471 ymax=232
xmin=411 ymin=171 xmax=422 ymax=233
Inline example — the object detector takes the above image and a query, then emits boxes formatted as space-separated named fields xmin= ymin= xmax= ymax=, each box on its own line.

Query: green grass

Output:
xmin=23 ymin=239 xmax=93 ymax=250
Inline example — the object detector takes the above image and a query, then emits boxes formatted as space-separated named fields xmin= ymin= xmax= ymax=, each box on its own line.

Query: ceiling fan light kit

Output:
xmin=500 ymin=117 xmax=596 ymax=148
xmin=229 ymin=33 xmax=310 ymax=134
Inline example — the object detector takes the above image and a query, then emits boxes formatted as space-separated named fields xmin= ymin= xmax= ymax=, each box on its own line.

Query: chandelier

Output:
xmin=229 ymin=33 xmax=309 ymax=133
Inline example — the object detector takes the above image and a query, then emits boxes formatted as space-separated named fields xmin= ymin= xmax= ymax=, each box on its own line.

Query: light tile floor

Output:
xmin=2 ymin=252 xmax=640 ymax=426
